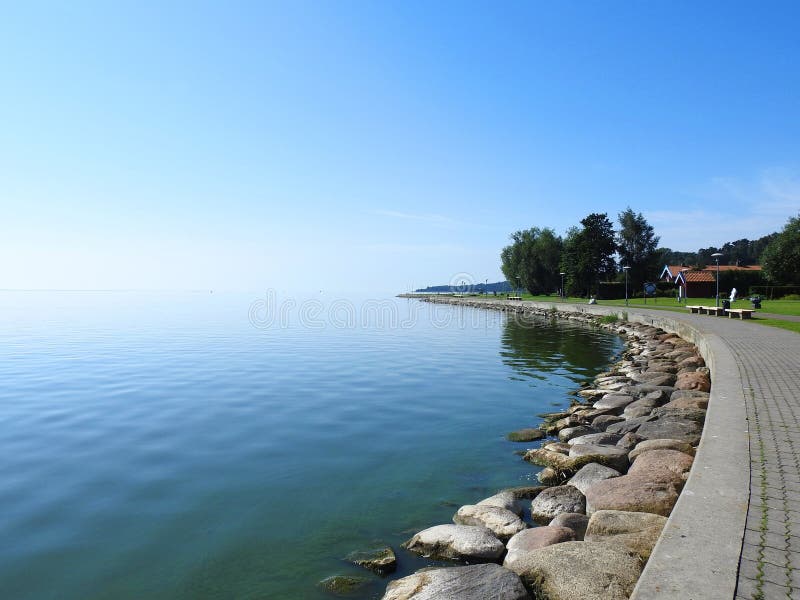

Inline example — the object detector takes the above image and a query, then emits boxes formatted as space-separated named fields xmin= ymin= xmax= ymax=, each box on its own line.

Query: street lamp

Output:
xmin=560 ymin=272 xmax=566 ymax=301
xmin=623 ymin=266 xmax=630 ymax=306
xmin=711 ymin=253 xmax=723 ymax=307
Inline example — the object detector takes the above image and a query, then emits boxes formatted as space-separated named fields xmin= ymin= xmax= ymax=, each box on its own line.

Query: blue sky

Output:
xmin=2 ymin=1 xmax=799 ymax=294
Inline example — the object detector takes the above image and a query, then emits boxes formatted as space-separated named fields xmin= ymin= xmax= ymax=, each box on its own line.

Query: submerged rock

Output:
xmin=347 ymin=546 xmax=397 ymax=575
xmin=507 ymin=428 xmax=546 ymax=442
xmin=320 ymin=575 xmax=369 ymax=595
xmin=381 ymin=563 xmax=530 ymax=600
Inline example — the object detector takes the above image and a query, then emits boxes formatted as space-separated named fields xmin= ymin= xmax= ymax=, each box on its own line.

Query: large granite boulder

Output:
xmin=558 ymin=426 xmax=595 ymax=443
xmin=567 ymin=462 xmax=621 ymax=495
xmin=629 ymin=438 xmax=695 ymax=461
xmin=477 ymin=491 xmax=523 ymax=515
xmin=635 ymin=417 xmax=703 ymax=445
xmin=549 ymin=512 xmax=590 ymax=540
xmin=585 ymin=509 xmax=667 ymax=561
xmin=502 ymin=486 xmax=547 ymax=500
xmin=584 ymin=474 xmax=681 ymax=516
xmin=676 ymin=355 xmax=705 ymax=372
xmin=381 ymin=564 xmax=531 ymax=600
xmin=662 ymin=395 xmax=709 ymax=410
xmin=649 ymin=406 xmax=706 ymax=424
xmin=605 ymin=415 xmax=655 ymax=436
xmin=675 ymin=371 xmax=711 ymax=392
xmin=568 ymin=444 xmax=629 ymax=473
xmin=453 ymin=505 xmax=527 ymax=542
xmin=403 ymin=524 xmax=504 ymax=562
xmin=623 ymin=397 xmax=659 ymax=417
xmin=503 ymin=527 xmax=576 ymax=568
xmin=644 ymin=361 xmax=678 ymax=374
xmin=629 ymin=372 xmax=676 ymax=387
xmin=506 ymin=541 xmax=642 ymax=600
xmin=593 ymin=394 xmax=635 ymax=412
xmin=523 ymin=448 xmax=606 ymax=478
xmin=567 ymin=432 xmax=622 ymax=446
xmin=628 ymin=448 xmax=694 ymax=482
xmin=616 ymin=432 xmax=642 ymax=451
xmin=591 ymin=415 xmax=625 ymax=431
xmin=530 ymin=485 xmax=586 ymax=523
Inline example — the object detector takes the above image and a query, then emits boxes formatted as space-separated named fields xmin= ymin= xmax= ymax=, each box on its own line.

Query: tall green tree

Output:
xmin=761 ymin=214 xmax=800 ymax=284
xmin=500 ymin=227 xmax=563 ymax=295
xmin=616 ymin=207 xmax=660 ymax=290
xmin=561 ymin=213 xmax=617 ymax=296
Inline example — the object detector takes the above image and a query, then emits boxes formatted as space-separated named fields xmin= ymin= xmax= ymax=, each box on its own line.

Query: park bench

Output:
xmin=699 ymin=306 xmax=726 ymax=316
xmin=727 ymin=308 xmax=755 ymax=320
xmin=507 ymin=296 xmax=523 ymax=300
xmin=686 ymin=305 xmax=704 ymax=313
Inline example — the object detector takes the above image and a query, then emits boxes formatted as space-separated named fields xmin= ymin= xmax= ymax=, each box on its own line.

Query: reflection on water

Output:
xmin=500 ymin=312 xmax=622 ymax=384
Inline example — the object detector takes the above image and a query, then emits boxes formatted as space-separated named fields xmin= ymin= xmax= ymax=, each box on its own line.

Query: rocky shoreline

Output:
xmin=343 ymin=296 xmax=709 ymax=599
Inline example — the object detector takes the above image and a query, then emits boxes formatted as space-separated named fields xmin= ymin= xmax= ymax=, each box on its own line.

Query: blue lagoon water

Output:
xmin=0 ymin=292 xmax=622 ymax=599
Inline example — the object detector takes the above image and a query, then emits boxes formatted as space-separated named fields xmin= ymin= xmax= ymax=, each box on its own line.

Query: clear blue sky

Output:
xmin=2 ymin=1 xmax=799 ymax=294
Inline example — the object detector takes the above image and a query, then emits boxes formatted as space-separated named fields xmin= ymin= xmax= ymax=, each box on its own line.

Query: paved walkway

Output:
xmin=428 ymin=297 xmax=800 ymax=599
xmin=657 ymin=311 xmax=800 ymax=599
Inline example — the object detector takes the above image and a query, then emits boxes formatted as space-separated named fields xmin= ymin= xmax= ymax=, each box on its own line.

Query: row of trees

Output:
xmin=500 ymin=208 xmax=659 ymax=297
xmin=660 ymin=233 xmax=778 ymax=267
xmin=762 ymin=215 xmax=800 ymax=284
xmin=501 ymin=211 xmax=800 ymax=297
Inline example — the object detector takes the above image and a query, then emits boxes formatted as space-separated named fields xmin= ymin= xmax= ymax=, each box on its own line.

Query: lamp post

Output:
xmin=711 ymin=253 xmax=723 ymax=306
xmin=623 ymin=266 xmax=630 ymax=306
xmin=560 ymin=272 xmax=566 ymax=301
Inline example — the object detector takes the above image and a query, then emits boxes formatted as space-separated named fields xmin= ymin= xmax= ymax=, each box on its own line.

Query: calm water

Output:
xmin=0 ymin=292 xmax=622 ymax=600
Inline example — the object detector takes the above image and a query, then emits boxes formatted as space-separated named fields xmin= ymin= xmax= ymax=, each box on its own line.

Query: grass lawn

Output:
xmin=464 ymin=293 xmax=800 ymax=333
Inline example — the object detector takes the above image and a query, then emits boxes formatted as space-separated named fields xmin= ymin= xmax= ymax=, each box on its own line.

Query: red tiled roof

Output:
xmin=680 ymin=271 xmax=715 ymax=282
xmin=714 ymin=265 xmax=762 ymax=271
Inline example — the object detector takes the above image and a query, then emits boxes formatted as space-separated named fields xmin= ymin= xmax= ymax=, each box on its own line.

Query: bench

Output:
xmin=508 ymin=296 xmax=523 ymax=300
xmin=727 ymin=308 xmax=755 ymax=320
xmin=686 ymin=305 xmax=704 ymax=314
xmin=701 ymin=306 xmax=727 ymax=316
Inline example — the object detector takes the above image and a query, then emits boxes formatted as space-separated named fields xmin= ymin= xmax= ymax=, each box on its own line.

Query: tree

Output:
xmin=616 ymin=207 xmax=660 ymax=290
xmin=762 ymin=215 xmax=800 ymax=284
xmin=500 ymin=228 xmax=563 ymax=295
xmin=561 ymin=213 xmax=617 ymax=296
